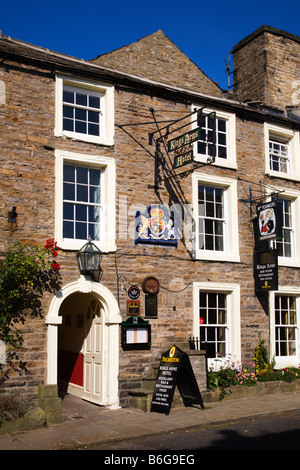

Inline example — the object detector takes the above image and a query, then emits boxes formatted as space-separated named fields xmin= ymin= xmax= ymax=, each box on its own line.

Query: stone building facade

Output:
xmin=0 ymin=25 xmax=300 ymax=408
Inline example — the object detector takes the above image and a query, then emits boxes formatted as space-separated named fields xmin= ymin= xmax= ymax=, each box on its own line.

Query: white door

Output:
xmin=82 ymin=300 xmax=104 ymax=404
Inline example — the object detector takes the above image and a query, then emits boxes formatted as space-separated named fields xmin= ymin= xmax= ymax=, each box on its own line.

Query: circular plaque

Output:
xmin=142 ymin=276 xmax=160 ymax=294
xmin=128 ymin=286 xmax=140 ymax=300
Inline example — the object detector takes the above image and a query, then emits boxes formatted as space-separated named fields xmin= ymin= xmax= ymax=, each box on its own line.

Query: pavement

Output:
xmin=1 ymin=389 xmax=300 ymax=451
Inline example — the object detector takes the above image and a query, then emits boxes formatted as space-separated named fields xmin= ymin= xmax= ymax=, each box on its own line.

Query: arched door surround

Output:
xmin=45 ymin=275 xmax=121 ymax=409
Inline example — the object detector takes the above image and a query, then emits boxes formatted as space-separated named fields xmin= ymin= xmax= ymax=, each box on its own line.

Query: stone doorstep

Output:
xmin=128 ymin=379 xmax=300 ymax=412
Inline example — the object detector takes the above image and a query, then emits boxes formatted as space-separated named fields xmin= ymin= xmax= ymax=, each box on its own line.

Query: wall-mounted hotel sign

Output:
xmin=173 ymin=149 xmax=194 ymax=169
xmin=135 ymin=205 xmax=177 ymax=247
xmin=168 ymin=127 xmax=201 ymax=152
xmin=254 ymin=249 xmax=278 ymax=293
xmin=256 ymin=200 xmax=283 ymax=241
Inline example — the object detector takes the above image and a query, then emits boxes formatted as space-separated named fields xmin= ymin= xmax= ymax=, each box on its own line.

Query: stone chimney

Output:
xmin=231 ymin=25 xmax=300 ymax=112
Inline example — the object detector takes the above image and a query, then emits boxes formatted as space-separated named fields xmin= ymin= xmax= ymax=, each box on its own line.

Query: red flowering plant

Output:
xmin=44 ymin=238 xmax=60 ymax=272
xmin=0 ymin=239 xmax=61 ymax=385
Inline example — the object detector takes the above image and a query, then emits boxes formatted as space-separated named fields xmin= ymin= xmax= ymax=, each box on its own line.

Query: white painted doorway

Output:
xmin=46 ymin=277 xmax=122 ymax=409
xmin=82 ymin=299 xmax=104 ymax=404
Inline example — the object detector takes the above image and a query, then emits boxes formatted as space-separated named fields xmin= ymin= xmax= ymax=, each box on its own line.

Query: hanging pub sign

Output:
xmin=256 ymin=200 xmax=283 ymax=241
xmin=168 ymin=127 xmax=201 ymax=152
xmin=121 ymin=316 xmax=151 ymax=350
xmin=173 ymin=149 xmax=194 ymax=169
xmin=150 ymin=345 xmax=204 ymax=415
xmin=254 ymin=249 xmax=278 ymax=293
xmin=135 ymin=205 xmax=177 ymax=247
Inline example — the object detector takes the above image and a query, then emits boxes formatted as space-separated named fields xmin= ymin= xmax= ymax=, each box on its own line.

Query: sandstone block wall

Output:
xmin=0 ymin=28 xmax=300 ymax=405
xmin=232 ymin=26 xmax=300 ymax=110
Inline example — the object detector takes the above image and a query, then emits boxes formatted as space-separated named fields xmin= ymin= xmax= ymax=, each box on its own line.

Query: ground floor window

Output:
xmin=270 ymin=288 xmax=300 ymax=368
xmin=193 ymin=282 xmax=240 ymax=369
xmin=275 ymin=294 xmax=298 ymax=357
xmin=199 ymin=292 xmax=227 ymax=358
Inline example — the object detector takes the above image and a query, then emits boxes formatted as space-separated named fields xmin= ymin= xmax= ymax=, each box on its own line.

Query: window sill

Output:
xmin=54 ymin=130 xmax=114 ymax=147
xmin=278 ymin=258 xmax=300 ymax=268
xmin=194 ymin=155 xmax=237 ymax=170
xmin=58 ymin=240 xmax=117 ymax=253
xmin=265 ymin=170 xmax=300 ymax=182
xmin=194 ymin=252 xmax=240 ymax=263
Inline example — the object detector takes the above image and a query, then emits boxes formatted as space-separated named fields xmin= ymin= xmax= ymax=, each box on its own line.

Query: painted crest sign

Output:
xmin=135 ymin=205 xmax=177 ymax=247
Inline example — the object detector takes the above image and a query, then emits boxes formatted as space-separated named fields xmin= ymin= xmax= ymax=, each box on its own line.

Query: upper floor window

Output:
xmin=55 ymin=150 xmax=116 ymax=252
xmin=63 ymin=85 xmax=102 ymax=138
xmin=265 ymin=123 xmax=300 ymax=181
xmin=272 ymin=198 xmax=293 ymax=259
xmin=268 ymin=188 xmax=300 ymax=268
xmin=55 ymin=75 xmax=114 ymax=146
xmin=192 ymin=173 xmax=240 ymax=262
xmin=63 ymin=164 xmax=102 ymax=242
xmin=198 ymin=185 xmax=225 ymax=252
xmin=269 ymin=137 xmax=290 ymax=173
xmin=192 ymin=107 xmax=236 ymax=169
xmin=197 ymin=114 xmax=227 ymax=160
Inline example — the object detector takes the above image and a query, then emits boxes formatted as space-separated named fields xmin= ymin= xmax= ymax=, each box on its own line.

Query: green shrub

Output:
xmin=253 ymin=337 xmax=275 ymax=377
xmin=259 ymin=367 xmax=300 ymax=382
xmin=0 ymin=240 xmax=61 ymax=387
xmin=208 ymin=361 xmax=256 ymax=400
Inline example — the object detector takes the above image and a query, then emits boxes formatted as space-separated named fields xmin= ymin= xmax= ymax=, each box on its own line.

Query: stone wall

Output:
xmin=232 ymin=26 xmax=300 ymax=110
xmin=1 ymin=30 xmax=300 ymax=406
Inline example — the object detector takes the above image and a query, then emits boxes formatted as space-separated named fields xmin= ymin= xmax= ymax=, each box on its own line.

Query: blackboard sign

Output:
xmin=150 ymin=345 xmax=204 ymax=415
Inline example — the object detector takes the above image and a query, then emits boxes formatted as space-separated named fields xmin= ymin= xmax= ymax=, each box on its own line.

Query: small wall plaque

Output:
xmin=127 ymin=300 xmax=140 ymax=315
xmin=142 ymin=276 xmax=160 ymax=294
xmin=145 ymin=293 xmax=158 ymax=318
xmin=128 ymin=286 xmax=140 ymax=300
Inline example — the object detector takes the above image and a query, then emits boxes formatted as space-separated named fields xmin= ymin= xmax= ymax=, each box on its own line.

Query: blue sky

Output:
xmin=1 ymin=0 xmax=299 ymax=90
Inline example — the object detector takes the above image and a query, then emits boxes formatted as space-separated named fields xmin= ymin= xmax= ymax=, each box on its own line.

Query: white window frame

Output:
xmin=268 ymin=187 xmax=300 ymax=268
xmin=269 ymin=287 xmax=300 ymax=368
xmin=192 ymin=106 xmax=237 ymax=169
xmin=264 ymin=123 xmax=300 ymax=181
xmin=55 ymin=75 xmax=114 ymax=146
xmin=192 ymin=172 xmax=240 ymax=262
xmin=55 ymin=150 xmax=116 ymax=252
xmin=193 ymin=282 xmax=241 ymax=370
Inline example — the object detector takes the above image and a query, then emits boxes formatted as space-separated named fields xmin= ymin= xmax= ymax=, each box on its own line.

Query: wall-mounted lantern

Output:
xmin=8 ymin=206 xmax=18 ymax=223
xmin=76 ymin=238 xmax=103 ymax=281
